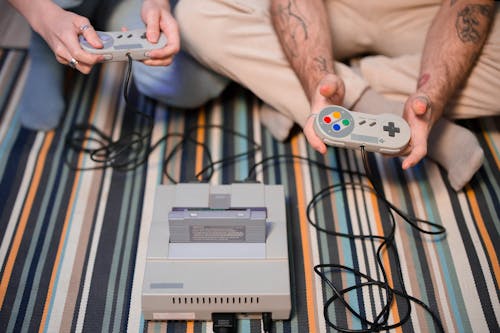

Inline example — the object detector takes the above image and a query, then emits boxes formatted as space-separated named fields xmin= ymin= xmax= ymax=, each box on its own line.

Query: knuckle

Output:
xmin=77 ymin=17 xmax=90 ymax=27
xmin=54 ymin=45 xmax=66 ymax=58
xmin=72 ymin=49 xmax=83 ymax=59
xmin=171 ymin=44 xmax=180 ymax=54
xmin=314 ymin=144 xmax=323 ymax=153
xmin=73 ymin=49 xmax=88 ymax=61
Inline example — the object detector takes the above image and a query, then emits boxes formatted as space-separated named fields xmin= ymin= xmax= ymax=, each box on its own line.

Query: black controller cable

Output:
xmin=65 ymin=54 xmax=154 ymax=171
xmin=65 ymin=54 xmax=261 ymax=181
xmin=246 ymin=150 xmax=445 ymax=332
xmin=305 ymin=147 xmax=445 ymax=333
xmin=65 ymin=55 xmax=361 ymax=182
xmin=64 ymin=57 xmax=446 ymax=332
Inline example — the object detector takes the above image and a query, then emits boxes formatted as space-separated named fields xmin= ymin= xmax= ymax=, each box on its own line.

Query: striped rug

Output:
xmin=0 ymin=48 xmax=499 ymax=333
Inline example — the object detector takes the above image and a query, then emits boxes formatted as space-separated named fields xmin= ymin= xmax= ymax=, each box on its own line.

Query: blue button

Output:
xmin=332 ymin=124 xmax=341 ymax=131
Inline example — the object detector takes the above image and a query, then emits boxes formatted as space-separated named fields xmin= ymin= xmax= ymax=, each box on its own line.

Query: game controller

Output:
xmin=79 ymin=29 xmax=167 ymax=62
xmin=313 ymin=105 xmax=411 ymax=154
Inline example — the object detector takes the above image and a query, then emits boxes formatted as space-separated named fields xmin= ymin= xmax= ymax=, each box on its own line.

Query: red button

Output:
xmin=323 ymin=116 xmax=332 ymax=124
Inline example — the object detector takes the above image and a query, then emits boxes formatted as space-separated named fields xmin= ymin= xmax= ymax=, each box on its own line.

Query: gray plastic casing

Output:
xmin=142 ymin=183 xmax=291 ymax=321
xmin=79 ymin=29 xmax=167 ymax=61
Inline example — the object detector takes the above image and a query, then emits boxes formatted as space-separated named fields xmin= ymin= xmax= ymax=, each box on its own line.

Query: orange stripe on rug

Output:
xmin=37 ymin=148 xmax=84 ymax=332
xmin=186 ymin=321 xmax=194 ymax=333
xmin=195 ymin=108 xmax=206 ymax=181
xmin=0 ymin=132 xmax=54 ymax=310
xmin=290 ymin=137 xmax=319 ymax=332
xmin=482 ymin=127 xmax=500 ymax=170
xmin=37 ymin=73 xmax=105 ymax=331
xmin=465 ymin=187 xmax=500 ymax=287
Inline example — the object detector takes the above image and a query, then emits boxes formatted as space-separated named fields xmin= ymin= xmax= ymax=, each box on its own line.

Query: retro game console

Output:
xmin=142 ymin=183 xmax=292 ymax=321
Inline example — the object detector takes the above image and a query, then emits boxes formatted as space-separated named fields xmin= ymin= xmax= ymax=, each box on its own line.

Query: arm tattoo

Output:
xmin=274 ymin=0 xmax=308 ymax=57
xmin=456 ymin=4 xmax=494 ymax=43
xmin=417 ymin=73 xmax=431 ymax=89
xmin=450 ymin=0 xmax=457 ymax=7
xmin=314 ymin=56 xmax=333 ymax=74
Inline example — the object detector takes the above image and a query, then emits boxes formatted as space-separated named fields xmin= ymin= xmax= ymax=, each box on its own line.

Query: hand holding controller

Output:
xmin=313 ymin=105 xmax=411 ymax=154
xmin=79 ymin=29 xmax=167 ymax=62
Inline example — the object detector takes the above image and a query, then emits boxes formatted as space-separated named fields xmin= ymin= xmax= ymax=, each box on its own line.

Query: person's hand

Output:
xmin=400 ymin=93 xmax=435 ymax=170
xmin=303 ymin=73 xmax=345 ymax=154
xmin=140 ymin=0 xmax=180 ymax=66
xmin=31 ymin=4 xmax=104 ymax=73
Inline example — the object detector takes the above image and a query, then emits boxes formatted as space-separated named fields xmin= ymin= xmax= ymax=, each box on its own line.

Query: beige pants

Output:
xmin=175 ymin=0 xmax=500 ymax=127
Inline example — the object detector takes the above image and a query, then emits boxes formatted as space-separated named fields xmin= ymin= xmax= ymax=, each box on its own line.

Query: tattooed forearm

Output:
xmin=270 ymin=0 xmax=336 ymax=99
xmin=417 ymin=73 xmax=431 ymax=89
xmin=314 ymin=56 xmax=333 ymax=74
xmin=274 ymin=0 xmax=309 ymax=57
xmin=456 ymin=4 xmax=494 ymax=43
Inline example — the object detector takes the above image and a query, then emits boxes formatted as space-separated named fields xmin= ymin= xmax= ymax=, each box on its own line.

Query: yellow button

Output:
xmin=333 ymin=111 xmax=341 ymax=119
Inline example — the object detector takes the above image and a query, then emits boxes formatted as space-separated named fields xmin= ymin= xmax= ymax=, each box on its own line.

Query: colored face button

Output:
xmin=332 ymin=124 xmax=341 ymax=131
xmin=333 ymin=111 xmax=341 ymax=119
xmin=323 ymin=115 xmax=332 ymax=124
xmin=342 ymin=119 xmax=350 ymax=126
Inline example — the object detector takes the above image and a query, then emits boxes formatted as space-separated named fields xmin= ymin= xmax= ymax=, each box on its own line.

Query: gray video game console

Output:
xmin=142 ymin=183 xmax=292 ymax=321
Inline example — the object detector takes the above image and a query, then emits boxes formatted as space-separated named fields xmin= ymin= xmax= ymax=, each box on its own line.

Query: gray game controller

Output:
xmin=79 ymin=29 xmax=167 ymax=62
xmin=313 ymin=105 xmax=411 ymax=154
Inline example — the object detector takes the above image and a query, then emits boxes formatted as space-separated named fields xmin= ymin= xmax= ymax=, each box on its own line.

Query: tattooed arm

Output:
xmin=402 ymin=0 xmax=495 ymax=169
xmin=270 ymin=0 xmax=345 ymax=154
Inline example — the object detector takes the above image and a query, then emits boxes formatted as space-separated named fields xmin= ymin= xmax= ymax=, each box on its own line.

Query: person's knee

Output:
xmin=132 ymin=55 xmax=229 ymax=108
xmin=134 ymin=78 xmax=227 ymax=109
xmin=132 ymin=64 xmax=188 ymax=107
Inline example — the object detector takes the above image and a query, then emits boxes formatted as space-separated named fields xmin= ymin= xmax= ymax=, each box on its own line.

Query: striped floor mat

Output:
xmin=0 ymin=49 xmax=499 ymax=333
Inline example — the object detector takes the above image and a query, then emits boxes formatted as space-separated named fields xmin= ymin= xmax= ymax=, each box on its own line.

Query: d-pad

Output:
xmin=383 ymin=122 xmax=400 ymax=137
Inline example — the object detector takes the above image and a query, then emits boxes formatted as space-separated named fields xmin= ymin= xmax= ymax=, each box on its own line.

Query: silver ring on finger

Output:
xmin=80 ymin=24 xmax=91 ymax=32
xmin=68 ymin=58 xmax=79 ymax=69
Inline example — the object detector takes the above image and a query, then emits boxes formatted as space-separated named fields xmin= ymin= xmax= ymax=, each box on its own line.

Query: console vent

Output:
xmin=171 ymin=296 xmax=260 ymax=305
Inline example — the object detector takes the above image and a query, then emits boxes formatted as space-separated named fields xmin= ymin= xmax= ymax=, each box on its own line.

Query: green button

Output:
xmin=342 ymin=119 xmax=350 ymax=126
